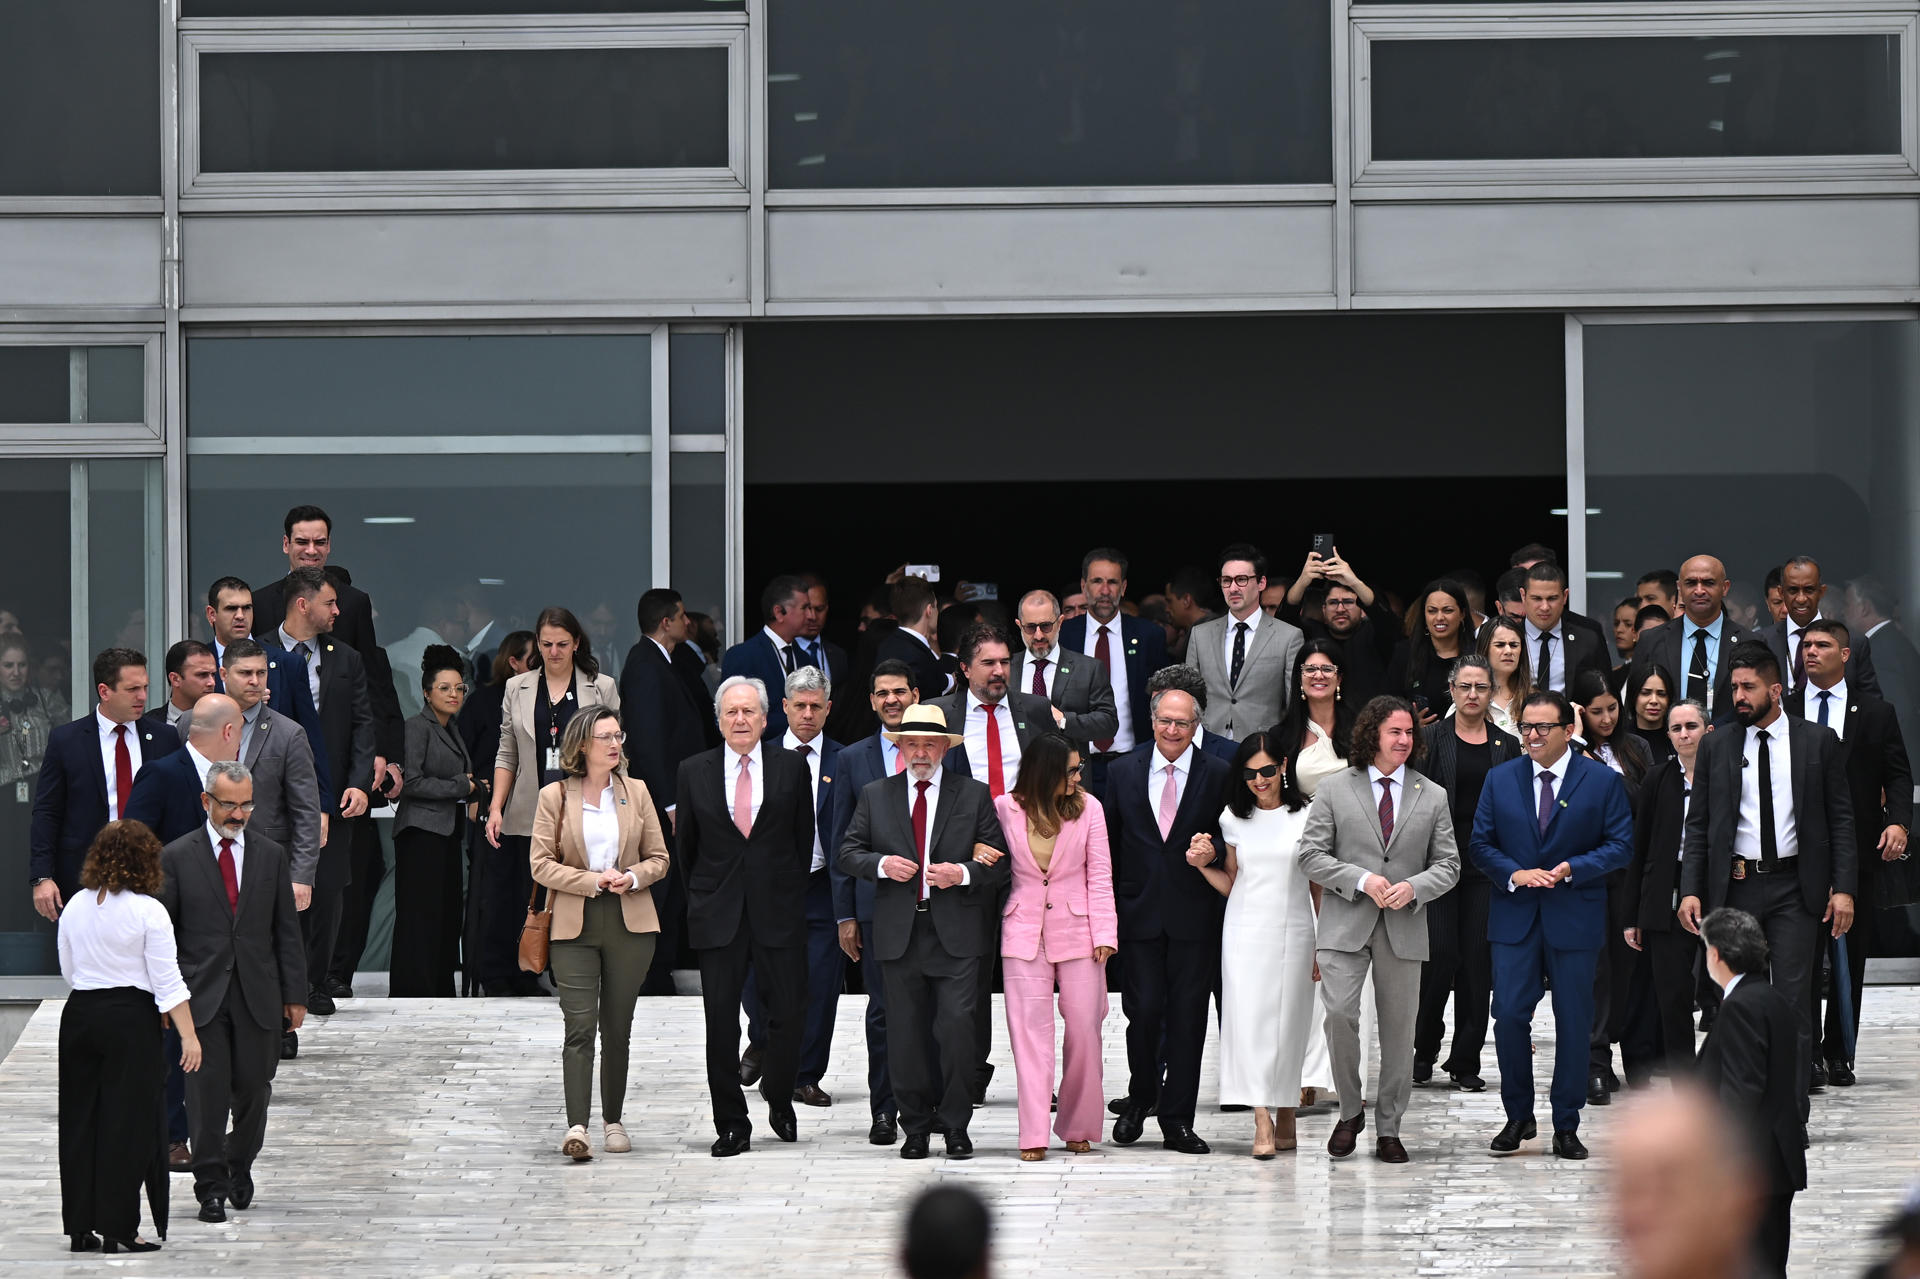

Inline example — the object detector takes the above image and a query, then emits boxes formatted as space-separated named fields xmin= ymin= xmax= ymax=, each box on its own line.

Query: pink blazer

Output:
xmin=996 ymin=793 xmax=1118 ymax=962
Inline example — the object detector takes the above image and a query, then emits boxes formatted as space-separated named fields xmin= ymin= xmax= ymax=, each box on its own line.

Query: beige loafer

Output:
xmin=603 ymin=1122 xmax=631 ymax=1154
xmin=562 ymin=1124 xmax=591 ymax=1161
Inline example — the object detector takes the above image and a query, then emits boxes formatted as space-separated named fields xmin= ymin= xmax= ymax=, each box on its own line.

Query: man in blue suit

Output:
xmin=720 ymin=574 xmax=819 ymax=738
xmin=1058 ymin=548 xmax=1170 ymax=796
xmin=126 ymin=694 xmax=244 ymax=843
xmin=1471 ymin=689 xmax=1633 ymax=1160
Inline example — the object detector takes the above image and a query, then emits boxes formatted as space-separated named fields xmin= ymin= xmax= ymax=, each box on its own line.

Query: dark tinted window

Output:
xmin=1372 ymin=35 xmax=1901 ymax=161
xmin=199 ymin=48 xmax=729 ymax=172
xmin=187 ymin=1 xmax=737 ymax=10
xmin=769 ymin=0 xmax=1330 ymax=188
xmin=0 ymin=0 xmax=159 ymax=196
xmin=0 ymin=347 xmax=144 ymax=422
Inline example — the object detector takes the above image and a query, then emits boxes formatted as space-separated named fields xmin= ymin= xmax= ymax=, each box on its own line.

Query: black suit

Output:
xmin=1633 ymin=614 xmax=1753 ymax=723
xmin=251 ymin=567 xmax=402 ymax=761
xmin=836 ymin=769 xmax=1010 ymax=1137
xmin=158 ymin=828 xmax=306 ymax=1205
xmin=1698 ymin=975 xmax=1807 ymax=1277
xmin=1623 ymin=758 xmax=1705 ymax=1071
xmin=1280 ymin=596 xmax=1401 ymax=707
xmin=1764 ymin=616 xmax=1880 ymax=700
xmin=675 ymin=744 xmax=815 ymax=1137
xmin=1522 ymin=613 xmax=1612 ymax=696
xmin=1784 ymin=684 xmax=1912 ymax=1065
xmin=1861 ymin=621 xmax=1920 ymax=767
xmin=1105 ymin=744 xmax=1231 ymax=1130
xmin=875 ymin=627 xmax=948 ymax=703
xmin=619 ymin=637 xmax=714 ymax=993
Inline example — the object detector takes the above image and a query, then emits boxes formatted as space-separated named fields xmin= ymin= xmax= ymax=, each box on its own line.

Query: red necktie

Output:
xmin=218 ymin=838 xmax=240 ymax=913
xmin=983 ymin=703 xmax=1005 ymax=797
xmin=1093 ymin=627 xmax=1115 ymax=751
xmin=912 ymin=778 xmax=931 ymax=901
xmin=1031 ymin=657 xmax=1048 ymax=698
xmin=112 ymin=724 xmax=132 ymax=818
xmin=1378 ymin=778 xmax=1395 ymax=845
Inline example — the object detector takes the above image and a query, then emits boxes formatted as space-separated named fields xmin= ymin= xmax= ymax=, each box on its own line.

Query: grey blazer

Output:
xmin=1190 ymin=612 xmax=1304 ymax=738
xmin=493 ymin=668 xmax=620 ymax=836
xmin=1296 ymin=765 xmax=1461 ymax=962
xmin=1009 ymin=648 xmax=1119 ymax=749
xmin=395 ymin=710 xmax=474 ymax=838
xmin=180 ymin=703 xmax=324 ymax=888
xmin=158 ymin=827 xmax=307 ymax=1032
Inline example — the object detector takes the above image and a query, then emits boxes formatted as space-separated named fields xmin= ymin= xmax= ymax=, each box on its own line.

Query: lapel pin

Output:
xmin=1559 ymin=800 xmax=1568 ymax=808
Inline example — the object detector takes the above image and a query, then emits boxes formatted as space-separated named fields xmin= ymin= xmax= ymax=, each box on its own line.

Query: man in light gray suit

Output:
xmin=1189 ymin=543 xmax=1303 ymax=738
xmin=185 ymin=639 xmax=324 ymax=911
xmin=1007 ymin=589 xmax=1118 ymax=751
xmin=1295 ymin=694 xmax=1461 ymax=1165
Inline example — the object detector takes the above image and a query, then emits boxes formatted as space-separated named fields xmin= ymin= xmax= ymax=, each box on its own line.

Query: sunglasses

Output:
xmin=1240 ymin=764 xmax=1280 ymax=780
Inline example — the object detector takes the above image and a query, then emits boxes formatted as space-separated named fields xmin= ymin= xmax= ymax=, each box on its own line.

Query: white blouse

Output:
xmin=58 ymin=888 xmax=191 ymax=1014
xmin=581 ymin=784 xmax=621 ymax=873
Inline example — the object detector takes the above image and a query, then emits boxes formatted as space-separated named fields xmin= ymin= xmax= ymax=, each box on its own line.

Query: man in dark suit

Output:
xmin=1144 ymin=665 xmax=1238 ymax=763
xmin=29 ymin=648 xmax=180 ymax=920
xmin=201 ymin=641 xmax=325 ymax=907
xmin=1518 ymin=562 xmax=1611 ymax=698
xmin=825 ymin=658 xmax=920 ymax=1145
xmin=1105 ymin=685 xmax=1230 ymax=1154
xmin=674 ymin=674 xmax=815 ymax=1156
xmin=127 ymin=693 xmax=243 ymax=843
xmin=149 ymin=640 xmax=218 ymax=730
xmin=1698 ymin=907 xmax=1807 ymax=1277
xmin=619 ymin=588 xmax=713 ymax=994
xmin=1679 ymin=642 xmax=1856 ymax=1113
xmin=719 ymin=574 xmax=819 ymax=738
xmin=1844 ymin=575 xmax=1920 ymax=757
xmin=205 ymin=576 xmax=257 ymax=682
xmin=1763 ymin=556 xmax=1880 ymax=698
xmin=1634 ymin=554 xmax=1754 ymax=723
xmin=876 ymin=576 xmax=949 ymax=702
xmin=1008 ymin=589 xmax=1117 ymax=751
xmin=1059 ymin=548 xmax=1170 ymax=791
xmin=1787 ymin=621 xmax=1911 ymax=1085
xmin=837 ymin=704 xmax=1010 ymax=1160
xmin=157 ymin=761 xmax=308 ymax=1224
xmin=796 ymin=573 xmax=850 ymax=698
xmin=1278 ymin=549 xmax=1401 ymax=708
xmin=1470 ymin=690 xmax=1634 ymax=1160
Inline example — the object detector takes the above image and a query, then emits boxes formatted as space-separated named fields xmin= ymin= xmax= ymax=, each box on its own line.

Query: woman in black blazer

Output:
xmin=454 ymin=631 xmax=532 ymax=995
xmin=1622 ymin=698 xmax=1709 ymax=1074
xmin=391 ymin=646 xmax=474 ymax=997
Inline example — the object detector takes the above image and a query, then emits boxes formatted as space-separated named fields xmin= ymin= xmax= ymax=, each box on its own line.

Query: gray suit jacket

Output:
xmin=180 ymin=703 xmax=324 ymax=887
xmin=158 ymin=827 xmax=307 ymax=1032
xmin=1190 ymin=611 xmax=1304 ymax=738
xmin=1009 ymin=648 xmax=1119 ymax=749
xmin=1296 ymin=765 xmax=1461 ymax=961
xmin=394 ymin=710 xmax=474 ymax=838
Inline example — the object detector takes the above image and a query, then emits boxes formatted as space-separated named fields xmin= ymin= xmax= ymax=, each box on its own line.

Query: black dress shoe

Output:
xmin=1109 ymin=1095 xmax=1156 ymax=1117
xmin=793 ymin=1083 xmax=832 ymax=1107
xmin=323 ymin=975 xmax=353 ymax=1000
xmin=1412 ymin=1058 xmax=1434 ymax=1085
xmin=1586 ymin=1074 xmax=1611 ymax=1106
xmin=230 ymin=1169 xmax=254 ymax=1211
xmin=1552 ymin=1130 xmax=1589 ymax=1160
xmin=868 ymin=1115 xmax=899 ymax=1146
xmin=969 ymin=1083 xmax=987 ymax=1108
xmin=1828 ymin=1060 xmax=1857 ymax=1087
xmin=944 ymin=1130 xmax=974 ymax=1159
xmin=710 ymin=1130 xmax=752 ymax=1158
xmin=1219 ymin=1103 xmax=1251 ymax=1113
xmin=1161 ymin=1124 xmax=1210 ymax=1155
xmin=1697 ymin=1008 xmax=1717 ymax=1033
xmin=738 ymin=1046 xmax=764 ymax=1088
xmin=70 ymin=1234 xmax=101 ymax=1253
xmin=1111 ymin=1105 xmax=1147 ymax=1146
xmin=102 ymin=1237 xmax=162 ymax=1254
xmin=306 ymin=989 xmax=336 ymax=1017
xmin=768 ymin=1108 xmax=798 ymax=1143
xmin=1451 ymin=1072 xmax=1486 ymax=1093
xmin=900 ymin=1132 xmax=930 ymax=1160
xmin=281 ymin=1030 xmax=298 ymax=1059
xmin=1602 ymin=1068 xmax=1621 ymax=1093
xmin=1808 ymin=1060 xmax=1829 ymax=1093
xmin=1490 ymin=1117 xmax=1537 ymax=1154
xmin=198 ymin=1197 xmax=227 ymax=1224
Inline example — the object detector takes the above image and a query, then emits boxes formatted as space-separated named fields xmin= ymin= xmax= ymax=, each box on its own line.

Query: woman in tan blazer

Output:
xmin=531 ymin=707 xmax=669 ymax=1161
xmin=482 ymin=606 xmax=619 ymax=996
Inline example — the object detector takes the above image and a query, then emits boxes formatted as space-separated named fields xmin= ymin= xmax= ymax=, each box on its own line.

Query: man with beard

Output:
xmin=1279 ymin=548 xmax=1402 ymax=708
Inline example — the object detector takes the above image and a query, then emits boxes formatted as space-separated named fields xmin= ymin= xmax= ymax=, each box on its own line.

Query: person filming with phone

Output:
xmin=1279 ymin=542 xmax=1402 ymax=708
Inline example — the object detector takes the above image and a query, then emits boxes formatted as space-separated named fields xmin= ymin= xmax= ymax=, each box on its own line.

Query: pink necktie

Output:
xmin=1157 ymin=763 xmax=1178 ymax=840
xmin=892 ymin=746 xmax=907 ymax=775
xmin=732 ymin=756 xmax=753 ymax=836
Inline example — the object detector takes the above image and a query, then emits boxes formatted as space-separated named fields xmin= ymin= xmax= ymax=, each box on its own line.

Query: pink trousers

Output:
xmin=1003 ymin=953 xmax=1108 ymax=1150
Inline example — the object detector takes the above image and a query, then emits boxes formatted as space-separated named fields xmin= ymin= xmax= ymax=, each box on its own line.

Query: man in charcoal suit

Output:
xmin=1007 ymin=589 xmax=1117 ymax=753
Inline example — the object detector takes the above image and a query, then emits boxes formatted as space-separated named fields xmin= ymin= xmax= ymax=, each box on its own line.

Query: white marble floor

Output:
xmin=2 ymin=986 xmax=1914 ymax=1278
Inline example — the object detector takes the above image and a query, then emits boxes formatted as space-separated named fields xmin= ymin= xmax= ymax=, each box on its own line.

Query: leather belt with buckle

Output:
xmin=1732 ymin=856 xmax=1795 ymax=878
xmin=915 ymin=898 xmax=930 ymax=912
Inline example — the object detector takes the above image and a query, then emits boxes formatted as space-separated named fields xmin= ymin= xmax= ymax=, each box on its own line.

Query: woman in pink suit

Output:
xmin=996 ymin=734 xmax=1117 ymax=1162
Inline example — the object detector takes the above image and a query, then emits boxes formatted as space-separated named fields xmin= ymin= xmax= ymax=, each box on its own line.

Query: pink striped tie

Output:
xmin=1156 ymin=763 xmax=1178 ymax=840
xmin=732 ymin=756 xmax=753 ymax=836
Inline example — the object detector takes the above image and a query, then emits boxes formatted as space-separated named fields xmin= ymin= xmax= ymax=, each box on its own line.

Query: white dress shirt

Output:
xmin=1868 ymin=619 xmax=1892 ymax=640
xmin=185 ymin=742 xmax=215 ymax=791
xmin=1785 ymin=614 xmax=1825 ymax=680
xmin=1222 ymin=608 xmax=1262 ymax=675
xmin=962 ymin=692 xmax=1024 ymax=793
xmin=206 ymin=821 xmax=246 ymax=887
xmin=1508 ymin=748 xmax=1572 ymax=891
xmin=1723 ymin=972 xmax=1744 ymax=998
xmin=762 ymin=625 xmax=801 ymax=675
xmin=1359 ymin=763 xmax=1408 ymax=896
xmin=96 ymin=711 xmax=144 ymax=821
xmin=580 ymin=782 xmax=645 ymax=891
xmin=784 ymin=730 xmax=827 ymax=871
xmin=1027 ymin=645 xmax=1062 ymax=699
xmin=1675 ymin=767 xmax=1695 ymax=860
xmin=1802 ymin=677 xmax=1849 ymax=741
xmin=1081 ymin=619 xmax=1135 ymax=751
xmin=724 ymin=741 xmax=765 ymax=826
xmin=1737 ymin=718 xmax=1799 ymax=862
xmin=1150 ymin=741 xmax=1194 ymax=819
xmin=279 ymin=624 xmax=324 ymax=711
xmin=57 ymin=887 xmax=192 ymax=1014
xmin=899 ymin=766 xmax=970 ymax=894
xmin=898 ymin=625 xmax=952 ymax=695
xmin=1525 ymin=619 xmax=1568 ymax=694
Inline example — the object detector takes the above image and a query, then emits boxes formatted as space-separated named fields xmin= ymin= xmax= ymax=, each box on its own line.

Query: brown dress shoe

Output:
xmin=1326 ymin=1106 xmax=1366 ymax=1159
xmin=168 ymin=1141 xmax=192 ymax=1173
xmin=792 ymin=1083 xmax=832 ymax=1107
xmin=1375 ymin=1136 xmax=1409 ymax=1164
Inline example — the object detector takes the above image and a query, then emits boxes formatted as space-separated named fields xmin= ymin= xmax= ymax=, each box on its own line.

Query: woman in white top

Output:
xmin=1194 ymin=730 xmax=1319 ymax=1158
xmin=530 ymin=708 xmax=670 ymax=1161
xmin=1474 ymin=616 xmax=1535 ymax=738
xmin=57 ymin=820 xmax=201 ymax=1255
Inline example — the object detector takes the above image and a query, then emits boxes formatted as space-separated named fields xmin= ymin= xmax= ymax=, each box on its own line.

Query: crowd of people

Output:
xmin=16 ymin=510 xmax=1920 ymax=1275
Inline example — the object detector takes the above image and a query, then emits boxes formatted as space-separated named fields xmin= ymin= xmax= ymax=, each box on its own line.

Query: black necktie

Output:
xmin=1817 ymin=690 xmax=1832 ymax=728
xmin=1687 ymin=630 xmax=1710 ymax=704
xmin=1536 ymin=631 xmax=1552 ymax=691
xmin=1757 ymin=728 xmax=1779 ymax=873
xmin=782 ymin=643 xmax=798 ymax=674
xmin=1230 ymin=622 xmax=1249 ymax=689
xmin=1791 ymin=629 xmax=1807 ymax=690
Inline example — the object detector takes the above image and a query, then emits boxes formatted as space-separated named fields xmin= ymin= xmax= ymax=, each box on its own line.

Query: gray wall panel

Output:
xmin=0 ymin=217 xmax=163 ymax=310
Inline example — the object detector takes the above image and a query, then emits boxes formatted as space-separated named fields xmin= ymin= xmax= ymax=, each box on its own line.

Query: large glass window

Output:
xmin=0 ymin=0 xmax=160 ymax=197
xmin=1372 ymin=35 xmax=1902 ymax=162
xmin=768 ymin=0 xmax=1330 ymax=188
xmin=186 ymin=1 xmax=738 ymax=12
xmin=0 ymin=346 xmax=144 ymax=425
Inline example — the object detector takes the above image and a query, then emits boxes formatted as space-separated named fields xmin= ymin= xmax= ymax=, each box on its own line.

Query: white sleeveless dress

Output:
xmin=1216 ymin=803 xmax=1317 ymax=1105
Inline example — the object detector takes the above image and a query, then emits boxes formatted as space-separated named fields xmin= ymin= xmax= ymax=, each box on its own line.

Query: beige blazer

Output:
xmin=530 ymin=774 xmax=670 ymax=941
xmin=493 ymin=667 xmax=620 ymax=836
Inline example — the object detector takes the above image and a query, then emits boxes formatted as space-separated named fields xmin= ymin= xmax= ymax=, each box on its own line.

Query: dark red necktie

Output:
xmin=1378 ymin=777 xmax=1395 ymax=845
xmin=912 ymin=779 xmax=931 ymax=901
xmin=983 ymin=704 xmax=1005 ymax=797
xmin=112 ymin=724 xmax=132 ymax=817
xmin=1093 ymin=628 xmax=1115 ymax=751
xmin=218 ymin=838 xmax=240 ymax=913
xmin=1031 ymin=658 xmax=1048 ymax=698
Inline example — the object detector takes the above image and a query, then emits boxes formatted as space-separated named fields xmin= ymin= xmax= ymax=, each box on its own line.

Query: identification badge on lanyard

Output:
xmin=14 ymin=781 xmax=26 ymax=803
xmin=545 ymin=747 xmax=561 ymax=773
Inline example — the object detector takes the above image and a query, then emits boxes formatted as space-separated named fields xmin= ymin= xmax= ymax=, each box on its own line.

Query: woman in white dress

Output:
xmin=1195 ymin=729 xmax=1317 ymax=1158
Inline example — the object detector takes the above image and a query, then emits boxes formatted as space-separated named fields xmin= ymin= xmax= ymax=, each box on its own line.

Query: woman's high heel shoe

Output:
xmin=102 ymin=1236 xmax=161 ymax=1254
xmin=69 ymin=1233 xmax=100 ymax=1253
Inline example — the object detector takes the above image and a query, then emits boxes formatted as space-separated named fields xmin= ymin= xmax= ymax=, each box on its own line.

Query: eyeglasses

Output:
xmin=1018 ymin=620 xmax=1058 ymax=634
xmin=1240 ymin=764 xmax=1279 ymax=780
xmin=1452 ymin=682 xmax=1492 ymax=695
xmin=1152 ymin=716 xmax=1196 ymax=731
xmin=207 ymin=798 xmax=255 ymax=815
xmin=1219 ymin=574 xmax=1260 ymax=589
xmin=1517 ymin=722 xmax=1569 ymax=737
xmin=591 ymin=731 xmax=627 ymax=744
xmin=1300 ymin=664 xmax=1339 ymax=677
xmin=1066 ymin=764 xmax=1084 ymax=776
xmin=432 ymin=683 xmax=470 ymax=696
xmin=1324 ymin=596 xmax=1359 ymax=609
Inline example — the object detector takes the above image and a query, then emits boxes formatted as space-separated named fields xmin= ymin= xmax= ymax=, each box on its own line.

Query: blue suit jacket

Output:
xmin=1196 ymin=728 xmax=1238 ymax=763
xmin=1470 ymin=751 xmax=1633 ymax=951
xmin=793 ymin=736 xmax=842 ymax=876
xmin=29 ymin=715 xmax=182 ymax=889
xmin=1058 ymin=613 xmax=1170 ymax=747
xmin=720 ymin=631 xmax=811 ymax=738
xmin=260 ymin=645 xmax=336 ymax=803
xmin=124 ymin=746 xmax=209 ymax=845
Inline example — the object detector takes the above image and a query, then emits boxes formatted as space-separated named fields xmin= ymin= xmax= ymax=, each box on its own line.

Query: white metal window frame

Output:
xmin=1353 ymin=2 xmax=1920 ymax=196
xmin=0 ymin=329 xmax=164 ymax=453
xmin=179 ymin=14 xmax=751 ymax=211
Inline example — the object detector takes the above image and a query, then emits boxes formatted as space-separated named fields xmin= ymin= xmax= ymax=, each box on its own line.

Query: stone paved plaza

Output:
xmin=3 ymin=986 xmax=1915 ymax=1278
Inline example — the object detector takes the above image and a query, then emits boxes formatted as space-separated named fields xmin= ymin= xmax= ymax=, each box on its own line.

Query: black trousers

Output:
xmin=59 ymin=988 xmax=162 ymax=1241
xmin=1755 ymin=1190 xmax=1794 ymax=1277
xmin=1414 ymin=875 xmax=1492 ymax=1076
xmin=859 ymin=920 xmax=895 ymax=1120
xmin=1726 ymin=871 xmax=1819 ymax=1112
xmin=639 ymin=849 xmax=686 ymax=996
xmin=1644 ymin=927 xmax=1701 ymax=1073
xmin=187 ymin=986 xmax=282 ymax=1203
xmin=744 ymin=870 xmax=845 ymax=1086
xmin=1818 ymin=885 xmax=1878 ymax=1064
xmin=1120 ymin=932 xmax=1217 ymax=1130
xmin=390 ymin=827 xmax=464 ymax=997
xmin=882 ymin=911 xmax=980 ymax=1137
xmin=697 ymin=927 xmax=805 ymax=1137
xmin=478 ymin=834 xmax=534 ymax=987
xmin=328 ymin=815 xmax=387 ymax=984
xmin=301 ymin=815 xmax=357 ymax=997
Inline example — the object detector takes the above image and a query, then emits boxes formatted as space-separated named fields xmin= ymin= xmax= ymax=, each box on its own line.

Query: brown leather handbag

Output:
xmin=517 ymin=884 xmax=553 ymax=973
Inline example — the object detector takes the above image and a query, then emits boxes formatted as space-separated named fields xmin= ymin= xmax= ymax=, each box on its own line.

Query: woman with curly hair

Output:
xmin=57 ymin=820 xmax=202 ymax=1254
xmin=1386 ymin=579 xmax=1474 ymax=725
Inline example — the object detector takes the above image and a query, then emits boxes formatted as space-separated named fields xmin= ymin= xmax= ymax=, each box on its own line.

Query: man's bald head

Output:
xmin=1678 ymin=555 xmax=1731 ymax=627
xmin=1613 ymin=1085 xmax=1763 ymax=1279
xmin=188 ymin=692 xmax=243 ymax=762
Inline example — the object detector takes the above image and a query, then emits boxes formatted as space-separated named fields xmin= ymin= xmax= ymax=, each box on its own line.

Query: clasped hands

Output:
xmin=1185 ymin=834 xmax=1218 ymax=868
xmin=1362 ymin=876 xmax=1417 ymax=911
xmin=595 ymin=868 xmax=633 ymax=895
xmin=878 ymin=843 xmax=1001 ymax=888
xmin=1511 ymin=862 xmax=1573 ymax=890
